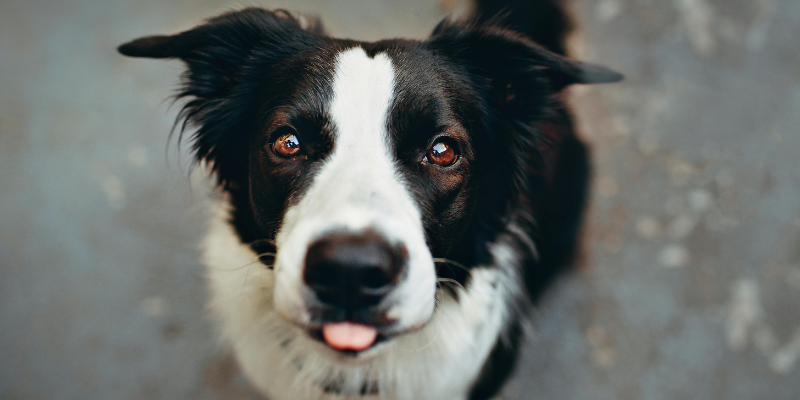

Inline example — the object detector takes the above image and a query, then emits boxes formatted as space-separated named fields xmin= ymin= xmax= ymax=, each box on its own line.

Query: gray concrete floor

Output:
xmin=1 ymin=0 xmax=799 ymax=399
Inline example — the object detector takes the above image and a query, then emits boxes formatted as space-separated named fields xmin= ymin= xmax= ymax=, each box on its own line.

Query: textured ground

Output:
xmin=1 ymin=0 xmax=799 ymax=399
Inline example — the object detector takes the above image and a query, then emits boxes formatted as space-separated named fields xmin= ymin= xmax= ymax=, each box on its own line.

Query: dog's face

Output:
xmin=253 ymin=46 xmax=482 ymax=349
xmin=119 ymin=9 xmax=621 ymax=355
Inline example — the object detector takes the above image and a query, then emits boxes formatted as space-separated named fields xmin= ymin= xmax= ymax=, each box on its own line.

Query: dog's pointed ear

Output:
xmin=543 ymin=56 xmax=625 ymax=87
xmin=117 ymin=8 xmax=322 ymax=188
xmin=118 ymin=8 xmax=319 ymax=97
xmin=118 ymin=35 xmax=184 ymax=58
xmin=427 ymin=20 xmax=623 ymax=93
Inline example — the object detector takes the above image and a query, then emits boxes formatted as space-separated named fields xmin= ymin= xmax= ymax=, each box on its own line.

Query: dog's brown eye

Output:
xmin=272 ymin=133 xmax=301 ymax=158
xmin=425 ymin=139 xmax=458 ymax=167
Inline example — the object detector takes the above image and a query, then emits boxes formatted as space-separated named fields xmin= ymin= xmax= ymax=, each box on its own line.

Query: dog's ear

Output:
xmin=118 ymin=8 xmax=322 ymax=187
xmin=427 ymin=20 xmax=622 ymax=95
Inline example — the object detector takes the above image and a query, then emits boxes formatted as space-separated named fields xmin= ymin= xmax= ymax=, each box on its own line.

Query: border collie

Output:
xmin=118 ymin=1 xmax=621 ymax=399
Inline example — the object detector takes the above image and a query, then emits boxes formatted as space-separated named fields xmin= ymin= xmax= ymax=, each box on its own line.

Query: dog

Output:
xmin=118 ymin=1 xmax=621 ymax=399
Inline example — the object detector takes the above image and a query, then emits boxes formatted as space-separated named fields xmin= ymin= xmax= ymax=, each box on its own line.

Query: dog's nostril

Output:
xmin=361 ymin=266 xmax=392 ymax=290
xmin=304 ymin=230 xmax=405 ymax=309
xmin=305 ymin=263 xmax=339 ymax=291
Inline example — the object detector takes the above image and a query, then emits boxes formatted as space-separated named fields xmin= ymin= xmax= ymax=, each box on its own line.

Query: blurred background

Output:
xmin=1 ymin=0 xmax=799 ymax=398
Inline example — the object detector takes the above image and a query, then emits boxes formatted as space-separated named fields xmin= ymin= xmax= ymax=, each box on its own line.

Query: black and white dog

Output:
xmin=119 ymin=1 xmax=621 ymax=399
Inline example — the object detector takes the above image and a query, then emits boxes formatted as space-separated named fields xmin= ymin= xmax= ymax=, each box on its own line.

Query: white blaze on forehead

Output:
xmin=294 ymin=46 xmax=416 ymax=229
xmin=329 ymin=48 xmax=396 ymax=150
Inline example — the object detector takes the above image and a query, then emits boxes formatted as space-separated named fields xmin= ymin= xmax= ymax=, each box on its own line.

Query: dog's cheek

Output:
xmin=248 ymin=163 xmax=296 ymax=237
xmin=414 ymin=181 xmax=472 ymax=258
xmin=437 ymin=198 xmax=477 ymax=253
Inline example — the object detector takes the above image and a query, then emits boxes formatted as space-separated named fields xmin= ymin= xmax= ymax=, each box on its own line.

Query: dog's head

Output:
xmin=119 ymin=8 xmax=620 ymax=355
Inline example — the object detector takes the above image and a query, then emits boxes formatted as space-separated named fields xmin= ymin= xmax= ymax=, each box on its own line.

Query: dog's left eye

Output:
xmin=424 ymin=139 xmax=459 ymax=167
xmin=272 ymin=132 xmax=302 ymax=158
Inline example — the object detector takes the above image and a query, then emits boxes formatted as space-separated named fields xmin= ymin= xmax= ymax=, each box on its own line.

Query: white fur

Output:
xmin=203 ymin=48 xmax=526 ymax=400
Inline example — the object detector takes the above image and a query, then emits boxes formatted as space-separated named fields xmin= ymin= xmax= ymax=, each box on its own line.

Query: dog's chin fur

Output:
xmin=204 ymin=196 xmax=528 ymax=400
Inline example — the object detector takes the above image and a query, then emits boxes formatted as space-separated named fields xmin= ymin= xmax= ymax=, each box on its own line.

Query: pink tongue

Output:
xmin=322 ymin=322 xmax=378 ymax=351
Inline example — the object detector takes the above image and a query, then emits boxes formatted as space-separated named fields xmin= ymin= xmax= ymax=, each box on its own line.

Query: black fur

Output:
xmin=472 ymin=0 xmax=572 ymax=56
xmin=118 ymin=3 xmax=621 ymax=399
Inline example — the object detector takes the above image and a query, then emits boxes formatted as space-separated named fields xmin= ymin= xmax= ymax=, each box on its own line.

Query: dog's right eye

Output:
xmin=424 ymin=138 xmax=459 ymax=167
xmin=271 ymin=131 xmax=302 ymax=158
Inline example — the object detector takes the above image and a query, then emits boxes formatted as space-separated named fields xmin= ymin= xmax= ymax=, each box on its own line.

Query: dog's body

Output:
xmin=119 ymin=1 xmax=621 ymax=399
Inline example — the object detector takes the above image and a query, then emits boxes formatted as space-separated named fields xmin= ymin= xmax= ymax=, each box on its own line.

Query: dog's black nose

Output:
xmin=304 ymin=231 xmax=405 ymax=309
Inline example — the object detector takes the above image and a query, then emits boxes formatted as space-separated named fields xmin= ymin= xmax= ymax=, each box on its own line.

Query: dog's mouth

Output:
xmin=322 ymin=322 xmax=379 ymax=351
xmin=308 ymin=322 xmax=391 ymax=355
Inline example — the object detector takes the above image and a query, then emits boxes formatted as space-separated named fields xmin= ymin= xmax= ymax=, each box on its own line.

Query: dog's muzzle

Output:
xmin=302 ymin=230 xmax=408 ymax=351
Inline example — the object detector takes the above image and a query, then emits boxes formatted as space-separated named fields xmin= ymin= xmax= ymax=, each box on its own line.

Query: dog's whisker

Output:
xmin=209 ymin=259 xmax=260 ymax=271
xmin=433 ymin=258 xmax=473 ymax=283
xmin=246 ymin=238 xmax=279 ymax=247
xmin=209 ymin=253 xmax=276 ymax=272
xmin=407 ymin=306 xmax=441 ymax=353
xmin=436 ymin=277 xmax=467 ymax=292
xmin=433 ymin=258 xmax=470 ymax=273
xmin=260 ymin=264 xmax=268 ymax=293
xmin=436 ymin=278 xmax=485 ymax=319
xmin=409 ymin=324 xmax=440 ymax=353
xmin=242 ymin=262 xmax=253 ymax=292
xmin=400 ymin=285 xmax=442 ymax=354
